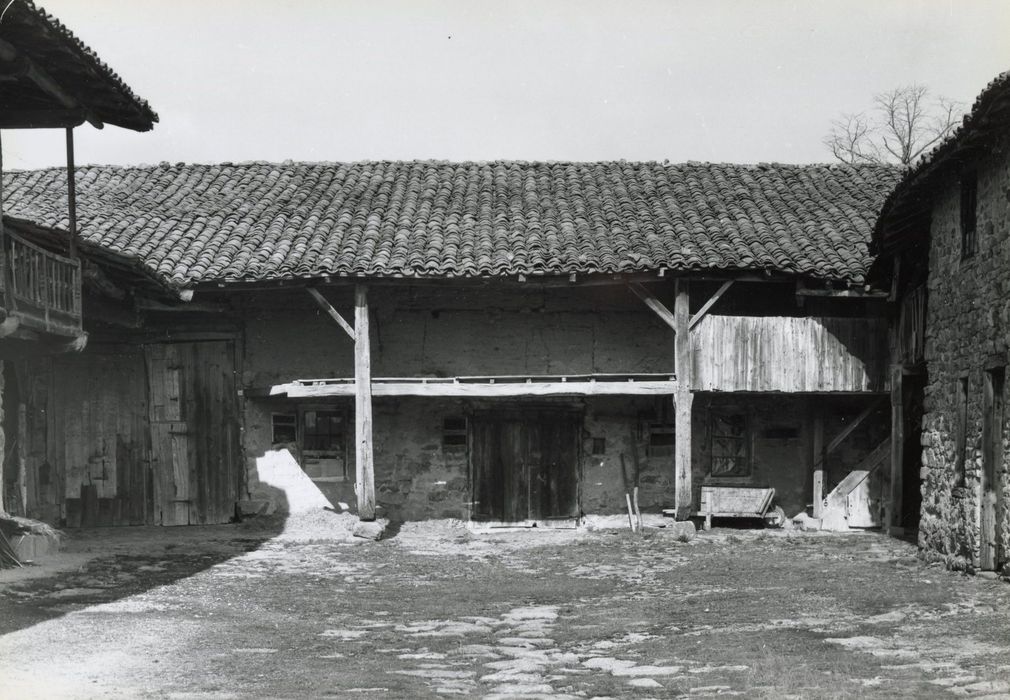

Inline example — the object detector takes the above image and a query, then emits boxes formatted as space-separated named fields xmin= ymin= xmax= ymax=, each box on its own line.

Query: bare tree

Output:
xmin=825 ymin=85 xmax=962 ymax=166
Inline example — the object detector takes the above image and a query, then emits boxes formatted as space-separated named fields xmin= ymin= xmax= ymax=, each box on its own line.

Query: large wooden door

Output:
xmin=145 ymin=341 xmax=241 ymax=526
xmin=981 ymin=367 xmax=1005 ymax=571
xmin=471 ymin=408 xmax=580 ymax=522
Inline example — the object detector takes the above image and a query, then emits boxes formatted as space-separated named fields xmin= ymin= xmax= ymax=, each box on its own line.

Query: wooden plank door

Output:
xmin=529 ymin=412 xmax=580 ymax=520
xmin=145 ymin=341 xmax=240 ymax=526
xmin=981 ymin=367 xmax=1005 ymax=571
xmin=471 ymin=408 xmax=580 ymax=522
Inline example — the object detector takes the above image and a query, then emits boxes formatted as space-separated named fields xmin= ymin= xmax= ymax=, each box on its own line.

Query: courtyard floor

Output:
xmin=1 ymin=514 xmax=1008 ymax=699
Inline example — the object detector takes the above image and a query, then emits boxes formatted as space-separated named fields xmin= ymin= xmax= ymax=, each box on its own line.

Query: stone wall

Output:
xmin=919 ymin=135 xmax=1010 ymax=569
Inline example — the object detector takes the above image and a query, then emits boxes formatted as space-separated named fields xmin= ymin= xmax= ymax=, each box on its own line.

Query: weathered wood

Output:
xmin=354 ymin=285 xmax=375 ymax=521
xmin=691 ymin=315 xmax=888 ymax=392
xmin=689 ymin=280 xmax=733 ymax=329
xmin=628 ymin=282 xmax=678 ymax=333
xmin=825 ymin=437 xmax=892 ymax=508
xmin=888 ymin=366 xmax=903 ymax=533
xmin=307 ymin=287 xmax=355 ymax=341
xmin=273 ymin=379 xmax=678 ymax=398
xmin=981 ymin=367 xmax=1005 ymax=570
xmin=674 ymin=280 xmax=693 ymax=520
xmin=811 ymin=399 xmax=825 ymax=518
xmin=66 ymin=128 xmax=77 ymax=260
xmin=0 ymin=39 xmax=102 ymax=129
xmin=824 ymin=397 xmax=886 ymax=457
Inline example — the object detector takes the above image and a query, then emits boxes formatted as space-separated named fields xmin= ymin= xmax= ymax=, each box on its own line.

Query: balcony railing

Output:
xmin=2 ymin=230 xmax=82 ymax=336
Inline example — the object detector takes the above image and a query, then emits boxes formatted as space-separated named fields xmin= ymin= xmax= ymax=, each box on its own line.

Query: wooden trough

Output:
xmin=694 ymin=486 xmax=777 ymax=530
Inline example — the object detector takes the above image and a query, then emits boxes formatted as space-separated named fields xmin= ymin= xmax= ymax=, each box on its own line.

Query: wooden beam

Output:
xmin=354 ymin=284 xmax=375 ymax=520
xmin=673 ymin=280 xmax=693 ymax=520
xmin=824 ymin=396 xmax=887 ymax=457
xmin=689 ymin=280 xmax=733 ymax=330
xmin=888 ymin=366 xmax=903 ymax=533
xmin=811 ymin=398 xmax=825 ymax=518
xmin=0 ymin=109 xmax=87 ymax=129
xmin=272 ymin=379 xmax=679 ymax=398
xmin=66 ymin=128 xmax=77 ymax=260
xmin=628 ymin=282 xmax=677 ymax=332
xmin=0 ymin=39 xmax=102 ymax=129
xmin=307 ymin=287 xmax=355 ymax=341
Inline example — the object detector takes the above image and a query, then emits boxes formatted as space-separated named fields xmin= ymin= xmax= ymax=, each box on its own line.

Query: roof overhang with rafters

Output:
xmin=0 ymin=0 xmax=157 ymax=131
xmin=873 ymin=70 xmax=1010 ymax=256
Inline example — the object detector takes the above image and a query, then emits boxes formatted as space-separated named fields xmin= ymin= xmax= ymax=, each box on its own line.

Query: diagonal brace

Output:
xmin=689 ymin=280 xmax=734 ymax=329
xmin=627 ymin=282 xmax=677 ymax=333
xmin=307 ymin=287 xmax=355 ymax=341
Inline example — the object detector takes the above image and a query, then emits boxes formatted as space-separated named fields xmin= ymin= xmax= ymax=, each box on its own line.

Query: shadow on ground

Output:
xmin=0 ymin=487 xmax=291 ymax=637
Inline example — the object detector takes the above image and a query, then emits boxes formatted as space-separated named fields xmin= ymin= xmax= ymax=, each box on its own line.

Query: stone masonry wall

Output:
xmin=920 ymin=134 xmax=1010 ymax=569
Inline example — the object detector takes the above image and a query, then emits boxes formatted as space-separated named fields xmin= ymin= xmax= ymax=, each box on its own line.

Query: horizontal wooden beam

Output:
xmin=690 ymin=280 xmax=733 ymax=330
xmin=0 ymin=109 xmax=88 ymax=129
xmin=0 ymin=39 xmax=102 ymax=129
xmin=267 ymin=379 xmax=679 ymax=398
xmin=627 ymin=282 xmax=677 ymax=332
xmin=796 ymin=280 xmax=889 ymax=299
xmin=307 ymin=287 xmax=355 ymax=341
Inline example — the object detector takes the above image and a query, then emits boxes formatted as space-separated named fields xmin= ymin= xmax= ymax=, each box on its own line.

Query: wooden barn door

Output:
xmin=471 ymin=408 xmax=580 ymax=523
xmin=145 ymin=341 xmax=240 ymax=526
xmin=981 ymin=367 xmax=1005 ymax=571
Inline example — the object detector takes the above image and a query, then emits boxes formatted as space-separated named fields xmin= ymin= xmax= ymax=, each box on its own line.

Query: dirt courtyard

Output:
xmin=1 ymin=515 xmax=1008 ymax=700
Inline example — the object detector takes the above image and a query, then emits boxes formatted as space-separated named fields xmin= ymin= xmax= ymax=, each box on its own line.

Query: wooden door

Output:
xmin=471 ymin=408 xmax=580 ymax=522
xmin=145 ymin=341 xmax=240 ymax=526
xmin=981 ymin=367 xmax=1005 ymax=571
xmin=48 ymin=349 xmax=150 ymax=526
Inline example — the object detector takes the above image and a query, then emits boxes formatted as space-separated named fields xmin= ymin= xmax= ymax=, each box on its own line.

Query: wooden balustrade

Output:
xmin=3 ymin=230 xmax=82 ymax=335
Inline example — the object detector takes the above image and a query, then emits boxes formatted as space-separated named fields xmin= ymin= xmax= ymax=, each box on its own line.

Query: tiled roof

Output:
xmin=0 ymin=1 xmax=157 ymax=130
xmin=2 ymin=161 xmax=901 ymax=287
xmin=875 ymin=70 xmax=1010 ymax=250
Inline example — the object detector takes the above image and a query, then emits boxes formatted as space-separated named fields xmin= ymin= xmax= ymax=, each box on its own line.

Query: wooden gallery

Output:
xmin=1 ymin=159 xmax=905 ymax=531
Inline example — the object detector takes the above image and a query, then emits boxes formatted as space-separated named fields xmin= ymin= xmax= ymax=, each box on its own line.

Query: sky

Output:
xmin=4 ymin=0 xmax=1010 ymax=169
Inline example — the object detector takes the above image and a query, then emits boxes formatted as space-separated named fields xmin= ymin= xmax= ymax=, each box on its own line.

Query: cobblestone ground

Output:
xmin=1 ymin=516 xmax=1009 ymax=699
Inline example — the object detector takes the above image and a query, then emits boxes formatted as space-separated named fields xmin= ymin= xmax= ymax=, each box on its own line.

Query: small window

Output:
xmin=591 ymin=437 xmax=606 ymax=455
xmin=272 ymin=413 xmax=297 ymax=444
xmin=443 ymin=416 xmax=468 ymax=450
xmin=763 ymin=426 xmax=799 ymax=440
xmin=961 ymin=172 xmax=978 ymax=260
xmin=301 ymin=408 xmax=347 ymax=481
xmin=648 ymin=425 xmax=675 ymax=456
xmin=710 ymin=412 xmax=750 ymax=478
xmin=955 ymin=376 xmax=969 ymax=487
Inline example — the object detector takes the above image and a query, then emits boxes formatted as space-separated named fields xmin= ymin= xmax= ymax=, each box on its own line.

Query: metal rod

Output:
xmin=66 ymin=127 xmax=77 ymax=259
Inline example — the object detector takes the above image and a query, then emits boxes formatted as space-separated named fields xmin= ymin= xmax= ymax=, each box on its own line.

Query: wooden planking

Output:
xmin=691 ymin=315 xmax=888 ymax=392
xmin=45 ymin=348 xmax=148 ymax=525
xmin=277 ymin=379 xmax=678 ymax=398
xmin=145 ymin=341 xmax=241 ymax=526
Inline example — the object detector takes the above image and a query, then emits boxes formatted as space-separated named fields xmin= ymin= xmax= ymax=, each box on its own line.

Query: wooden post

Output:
xmin=811 ymin=399 xmax=825 ymax=518
xmin=888 ymin=366 xmax=903 ymax=535
xmin=674 ymin=280 xmax=693 ymax=520
xmin=66 ymin=127 xmax=77 ymax=260
xmin=354 ymin=284 xmax=375 ymax=521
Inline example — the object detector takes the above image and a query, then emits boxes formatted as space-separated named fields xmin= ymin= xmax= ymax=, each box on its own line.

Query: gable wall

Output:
xmin=919 ymin=135 xmax=1010 ymax=568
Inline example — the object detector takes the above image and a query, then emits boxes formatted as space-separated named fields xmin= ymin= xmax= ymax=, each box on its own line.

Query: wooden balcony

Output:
xmin=1 ymin=229 xmax=82 ymax=337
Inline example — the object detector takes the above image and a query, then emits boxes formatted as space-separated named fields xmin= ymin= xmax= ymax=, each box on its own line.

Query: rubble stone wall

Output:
xmin=919 ymin=136 xmax=1010 ymax=569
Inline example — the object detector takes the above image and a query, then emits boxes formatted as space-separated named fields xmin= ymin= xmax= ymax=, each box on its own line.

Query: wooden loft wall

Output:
xmin=691 ymin=315 xmax=889 ymax=393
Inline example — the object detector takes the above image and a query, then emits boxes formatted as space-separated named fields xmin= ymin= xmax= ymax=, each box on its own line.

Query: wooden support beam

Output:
xmin=628 ymin=282 xmax=678 ymax=332
xmin=673 ymin=280 xmax=693 ymax=520
xmin=888 ymin=366 xmax=903 ymax=534
xmin=811 ymin=398 xmax=825 ymax=518
xmin=272 ymin=379 xmax=679 ymax=398
xmin=824 ymin=396 xmax=887 ymax=457
xmin=354 ymin=284 xmax=375 ymax=521
xmin=689 ymin=280 xmax=733 ymax=330
xmin=307 ymin=287 xmax=355 ymax=341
